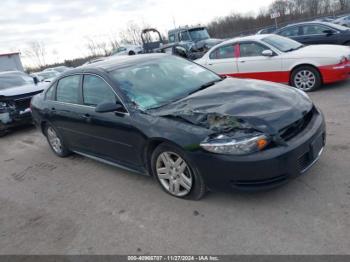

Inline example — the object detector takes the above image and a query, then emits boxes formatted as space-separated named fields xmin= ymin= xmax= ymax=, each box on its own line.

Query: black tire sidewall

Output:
xmin=150 ymin=143 xmax=206 ymax=200
xmin=44 ymin=124 xmax=70 ymax=157
xmin=291 ymin=66 xmax=321 ymax=92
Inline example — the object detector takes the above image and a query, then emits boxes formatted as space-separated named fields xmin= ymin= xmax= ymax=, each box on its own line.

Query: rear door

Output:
xmin=50 ymin=74 xmax=83 ymax=149
xmin=236 ymin=41 xmax=285 ymax=83
xmin=204 ymin=44 xmax=238 ymax=76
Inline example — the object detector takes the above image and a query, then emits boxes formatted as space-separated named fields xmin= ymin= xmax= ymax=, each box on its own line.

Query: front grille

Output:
xmin=297 ymin=151 xmax=312 ymax=172
xmin=14 ymin=97 xmax=32 ymax=111
xmin=279 ymin=107 xmax=315 ymax=141
xmin=232 ymin=174 xmax=289 ymax=189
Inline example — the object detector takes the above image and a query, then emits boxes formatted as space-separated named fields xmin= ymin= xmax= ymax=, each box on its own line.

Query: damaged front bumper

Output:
xmin=0 ymin=106 xmax=33 ymax=133
xmin=186 ymin=108 xmax=326 ymax=191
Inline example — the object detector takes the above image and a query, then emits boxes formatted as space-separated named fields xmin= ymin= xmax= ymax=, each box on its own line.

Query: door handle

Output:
xmin=208 ymin=63 xmax=213 ymax=66
xmin=239 ymin=61 xmax=246 ymax=63
xmin=81 ymin=113 xmax=91 ymax=119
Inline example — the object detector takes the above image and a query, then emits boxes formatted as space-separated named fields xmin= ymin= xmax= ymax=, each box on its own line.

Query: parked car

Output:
xmin=256 ymin=26 xmax=277 ymax=35
xmin=111 ymin=45 xmax=143 ymax=56
xmin=313 ymin=16 xmax=336 ymax=23
xmin=332 ymin=15 xmax=350 ymax=27
xmin=275 ymin=21 xmax=350 ymax=46
xmin=195 ymin=34 xmax=350 ymax=91
xmin=30 ymin=54 xmax=326 ymax=200
xmin=44 ymin=66 xmax=71 ymax=73
xmin=32 ymin=71 xmax=60 ymax=83
xmin=0 ymin=71 xmax=47 ymax=136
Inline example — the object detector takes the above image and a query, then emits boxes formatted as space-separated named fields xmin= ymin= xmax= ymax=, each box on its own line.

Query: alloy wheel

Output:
xmin=47 ymin=127 xmax=63 ymax=154
xmin=294 ymin=70 xmax=316 ymax=91
xmin=156 ymin=152 xmax=193 ymax=197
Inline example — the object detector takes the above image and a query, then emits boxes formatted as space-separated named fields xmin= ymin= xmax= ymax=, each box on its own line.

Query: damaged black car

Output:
xmin=30 ymin=54 xmax=326 ymax=200
xmin=0 ymin=71 xmax=46 ymax=136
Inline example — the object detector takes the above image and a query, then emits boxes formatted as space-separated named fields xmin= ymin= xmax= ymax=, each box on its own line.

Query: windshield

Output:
xmin=324 ymin=22 xmax=349 ymax=31
xmin=109 ymin=56 xmax=221 ymax=110
xmin=262 ymin=35 xmax=303 ymax=52
xmin=189 ymin=28 xmax=210 ymax=42
xmin=0 ymin=73 xmax=33 ymax=90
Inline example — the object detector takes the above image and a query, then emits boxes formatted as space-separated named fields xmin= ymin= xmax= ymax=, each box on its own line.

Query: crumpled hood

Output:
xmin=0 ymin=82 xmax=47 ymax=97
xmin=149 ymin=78 xmax=313 ymax=135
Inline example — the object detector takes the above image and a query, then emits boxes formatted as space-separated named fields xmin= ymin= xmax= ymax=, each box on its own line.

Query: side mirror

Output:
xmin=262 ymin=50 xmax=274 ymax=57
xmin=33 ymin=76 xmax=39 ymax=84
xmin=174 ymin=46 xmax=188 ymax=58
xmin=323 ymin=29 xmax=335 ymax=35
xmin=95 ymin=101 xmax=125 ymax=113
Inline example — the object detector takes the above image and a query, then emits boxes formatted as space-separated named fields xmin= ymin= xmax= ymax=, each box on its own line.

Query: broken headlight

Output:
xmin=0 ymin=102 xmax=8 ymax=110
xmin=200 ymin=133 xmax=269 ymax=155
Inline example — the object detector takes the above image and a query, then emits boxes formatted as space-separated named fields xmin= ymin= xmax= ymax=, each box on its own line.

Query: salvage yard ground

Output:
xmin=0 ymin=81 xmax=349 ymax=255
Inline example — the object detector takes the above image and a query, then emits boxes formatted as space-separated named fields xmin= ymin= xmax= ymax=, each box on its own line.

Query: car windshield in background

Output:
xmin=0 ymin=75 xmax=32 ymax=90
xmin=262 ymin=35 xmax=303 ymax=52
xmin=109 ymin=56 xmax=221 ymax=110
xmin=323 ymin=22 xmax=349 ymax=31
xmin=38 ymin=72 xmax=57 ymax=79
xmin=189 ymin=28 xmax=210 ymax=42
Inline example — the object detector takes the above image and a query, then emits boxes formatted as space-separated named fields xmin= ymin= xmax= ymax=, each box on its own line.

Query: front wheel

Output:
xmin=151 ymin=143 xmax=207 ymax=200
xmin=291 ymin=66 xmax=321 ymax=92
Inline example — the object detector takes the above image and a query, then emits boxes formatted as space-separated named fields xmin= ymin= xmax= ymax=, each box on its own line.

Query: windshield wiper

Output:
xmin=188 ymin=78 xmax=223 ymax=96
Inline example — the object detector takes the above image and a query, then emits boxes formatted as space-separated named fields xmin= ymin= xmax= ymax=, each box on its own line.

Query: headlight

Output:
xmin=0 ymin=102 xmax=7 ymax=109
xmin=200 ymin=134 xmax=269 ymax=155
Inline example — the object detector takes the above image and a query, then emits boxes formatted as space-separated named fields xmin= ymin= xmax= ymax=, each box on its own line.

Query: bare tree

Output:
xmin=119 ymin=22 xmax=142 ymax=45
xmin=85 ymin=37 xmax=111 ymax=57
xmin=23 ymin=41 xmax=47 ymax=68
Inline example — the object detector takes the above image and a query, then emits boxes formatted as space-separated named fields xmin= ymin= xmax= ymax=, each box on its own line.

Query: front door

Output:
xmin=236 ymin=41 xmax=286 ymax=83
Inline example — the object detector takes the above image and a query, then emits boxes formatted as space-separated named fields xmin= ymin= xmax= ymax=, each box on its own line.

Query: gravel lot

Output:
xmin=0 ymin=81 xmax=349 ymax=255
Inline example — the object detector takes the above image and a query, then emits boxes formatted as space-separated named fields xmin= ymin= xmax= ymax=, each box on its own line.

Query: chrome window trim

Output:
xmin=54 ymin=72 xmax=130 ymax=115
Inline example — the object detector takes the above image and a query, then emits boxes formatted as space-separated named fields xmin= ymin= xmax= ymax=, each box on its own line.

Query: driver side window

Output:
xmin=82 ymin=75 xmax=117 ymax=106
xmin=239 ymin=42 xmax=267 ymax=57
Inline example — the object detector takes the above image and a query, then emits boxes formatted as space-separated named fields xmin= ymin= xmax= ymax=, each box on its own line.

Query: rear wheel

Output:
xmin=291 ymin=66 xmax=321 ymax=92
xmin=45 ymin=124 xmax=71 ymax=157
xmin=0 ymin=130 xmax=7 ymax=137
xmin=128 ymin=51 xmax=136 ymax=55
xmin=151 ymin=143 xmax=206 ymax=200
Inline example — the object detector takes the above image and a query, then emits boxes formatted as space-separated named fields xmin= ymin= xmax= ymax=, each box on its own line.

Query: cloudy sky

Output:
xmin=0 ymin=0 xmax=273 ymax=67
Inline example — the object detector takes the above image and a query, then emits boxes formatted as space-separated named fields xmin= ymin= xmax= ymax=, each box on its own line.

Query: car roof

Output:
xmin=0 ymin=70 xmax=26 ymax=76
xmin=219 ymin=34 xmax=271 ymax=45
xmin=65 ymin=53 xmax=168 ymax=75
xmin=276 ymin=21 xmax=339 ymax=31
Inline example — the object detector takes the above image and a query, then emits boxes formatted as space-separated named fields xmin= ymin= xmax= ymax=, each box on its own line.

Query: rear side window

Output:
xmin=169 ymin=34 xmax=175 ymax=43
xmin=209 ymin=45 xmax=235 ymax=59
xmin=279 ymin=26 xmax=300 ymax=37
xmin=56 ymin=75 xmax=80 ymax=104
xmin=82 ymin=75 xmax=116 ymax=106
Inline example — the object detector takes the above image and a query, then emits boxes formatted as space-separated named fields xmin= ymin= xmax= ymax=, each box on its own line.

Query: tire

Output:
xmin=291 ymin=65 xmax=321 ymax=92
xmin=44 ymin=124 xmax=71 ymax=157
xmin=128 ymin=51 xmax=136 ymax=56
xmin=151 ymin=143 xmax=206 ymax=200
xmin=344 ymin=41 xmax=350 ymax=46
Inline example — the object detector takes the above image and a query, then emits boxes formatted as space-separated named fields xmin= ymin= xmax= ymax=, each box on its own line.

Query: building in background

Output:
xmin=0 ymin=52 xmax=24 ymax=72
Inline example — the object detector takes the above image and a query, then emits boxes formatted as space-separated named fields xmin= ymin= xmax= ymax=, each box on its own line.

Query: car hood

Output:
xmin=148 ymin=78 xmax=313 ymax=135
xmin=0 ymin=82 xmax=47 ymax=97
xmin=287 ymin=45 xmax=350 ymax=58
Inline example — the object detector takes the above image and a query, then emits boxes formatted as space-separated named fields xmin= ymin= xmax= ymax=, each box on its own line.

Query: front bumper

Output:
xmin=187 ymin=108 xmax=326 ymax=191
xmin=0 ymin=108 xmax=33 ymax=132
xmin=319 ymin=62 xmax=350 ymax=84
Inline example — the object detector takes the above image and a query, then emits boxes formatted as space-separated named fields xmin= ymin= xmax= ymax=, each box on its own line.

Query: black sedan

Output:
xmin=0 ymin=71 xmax=46 ymax=136
xmin=275 ymin=21 xmax=350 ymax=45
xmin=31 ymin=54 xmax=326 ymax=200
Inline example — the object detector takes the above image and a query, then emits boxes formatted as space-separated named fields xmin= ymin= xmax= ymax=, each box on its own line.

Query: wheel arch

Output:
xmin=289 ymin=63 xmax=323 ymax=85
xmin=142 ymin=138 xmax=185 ymax=176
